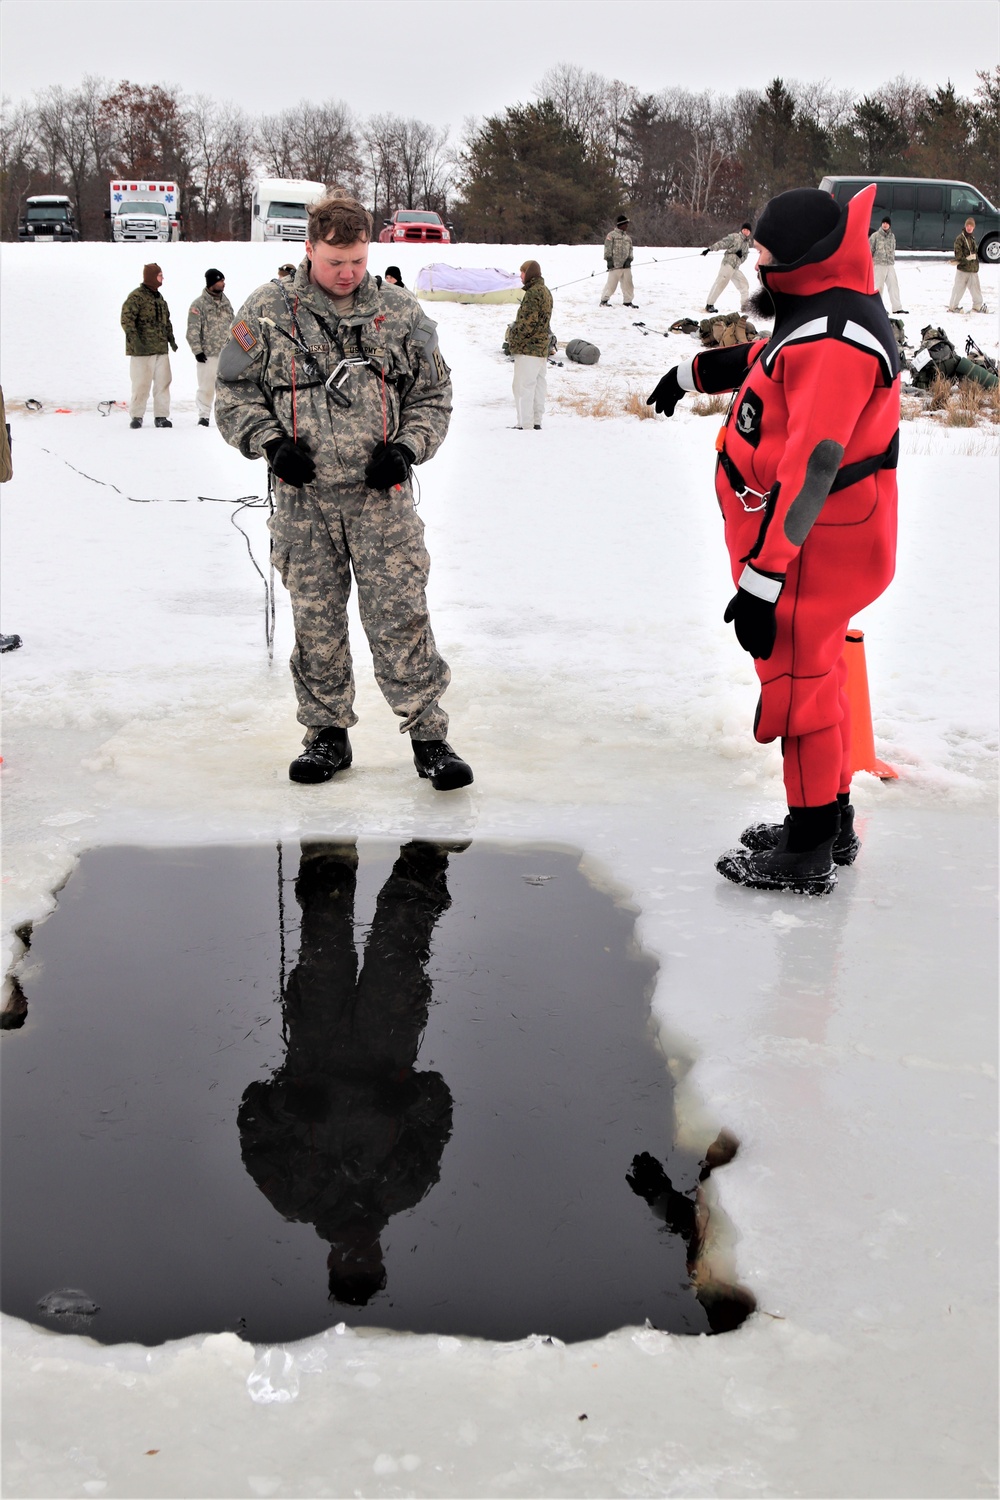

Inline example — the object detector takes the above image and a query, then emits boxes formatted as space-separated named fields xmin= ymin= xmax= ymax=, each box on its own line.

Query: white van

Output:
xmin=251 ymin=180 xmax=327 ymax=243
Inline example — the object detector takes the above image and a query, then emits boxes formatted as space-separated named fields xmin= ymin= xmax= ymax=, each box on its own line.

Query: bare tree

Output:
xmin=0 ymin=97 xmax=39 ymax=239
xmin=258 ymin=98 xmax=360 ymax=193
xmin=363 ymin=114 xmax=454 ymax=221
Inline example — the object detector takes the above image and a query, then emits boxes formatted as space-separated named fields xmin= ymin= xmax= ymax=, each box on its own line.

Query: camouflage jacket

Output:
xmin=186 ymin=288 xmax=235 ymax=359
xmin=954 ymin=231 xmax=979 ymax=272
xmin=603 ymin=227 xmax=633 ymax=269
xmin=214 ymin=266 xmax=452 ymax=488
xmin=869 ymin=228 xmax=896 ymax=265
xmin=709 ymin=232 xmax=750 ymax=267
xmin=506 ymin=276 xmax=553 ymax=357
xmin=120 ymin=285 xmax=177 ymax=356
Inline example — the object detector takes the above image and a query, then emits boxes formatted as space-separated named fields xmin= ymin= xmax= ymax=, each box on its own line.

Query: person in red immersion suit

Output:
xmin=647 ymin=184 xmax=899 ymax=894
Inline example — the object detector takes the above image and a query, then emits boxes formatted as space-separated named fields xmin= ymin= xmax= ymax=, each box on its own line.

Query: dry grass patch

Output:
xmin=623 ymin=389 xmax=657 ymax=420
xmin=553 ymin=386 xmax=621 ymax=420
xmin=690 ymin=393 xmax=730 ymax=417
xmin=949 ymin=378 xmax=999 ymax=425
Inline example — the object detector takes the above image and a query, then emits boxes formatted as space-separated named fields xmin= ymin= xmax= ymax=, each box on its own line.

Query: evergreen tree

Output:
xmin=456 ymin=100 xmax=618 ymax=244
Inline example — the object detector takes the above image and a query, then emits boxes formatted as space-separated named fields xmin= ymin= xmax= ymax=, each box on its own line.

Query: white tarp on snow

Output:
xmin=415 ymin=262 xmax=524 ymax=302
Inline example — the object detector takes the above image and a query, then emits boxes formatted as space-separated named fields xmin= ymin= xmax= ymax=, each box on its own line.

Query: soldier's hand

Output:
xmin=263 ymin=436 xmax=316 ymax=488
xmin=195 ymin=352 xmax=207 ymax=364
xmin=723 ymin=565 xmax=785 ymax=660
xmin=646 ymin=368 xmax=684 ymax=417
xmin=701 ymin=248 xmax=711 ymax=256
xmin=365 ymin=441 xmax=413 ymax=491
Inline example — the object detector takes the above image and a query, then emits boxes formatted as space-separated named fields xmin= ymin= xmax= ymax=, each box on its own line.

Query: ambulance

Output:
xmin=107 ymin=180 xmax=182 ymax=243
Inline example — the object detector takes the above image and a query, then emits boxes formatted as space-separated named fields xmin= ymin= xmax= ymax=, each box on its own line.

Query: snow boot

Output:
xmin=599 ymin=299 xmax=610 ymax=306
xmin=154 ymin=417 xmax=172 ymax=428
xmin=198 ymin=417 xmax=209 ymax=427
xmin=289 ymin=727 xmax=353 ymax=784
xmin=716 ymin=803 xmax=839 ymax=895
xmin=412 ymin=738 xmax=474 ymax=791
xmin=0 ymin=633 xmax=23 ymax=653
xmin=740 ymin=801 xmax=860 ymax=866
xmin=623 ymin=301 xmax=639 ymax=308
xmin=704 ymin=304 xmax=718 ymax=312
xmin=533 ymin=424 xmax=542 ymax=429
xmin=130 ymin=418 xmax=142 ymax=429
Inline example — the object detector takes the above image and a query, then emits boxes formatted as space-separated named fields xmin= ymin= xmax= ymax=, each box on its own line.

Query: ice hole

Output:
xmin=2 ymin=841 xmax=753 ymax=1345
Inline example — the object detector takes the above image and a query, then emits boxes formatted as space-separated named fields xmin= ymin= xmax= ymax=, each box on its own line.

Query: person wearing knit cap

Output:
xmin=701 ymin=223 xmax=753 ymax=312
xmin=868 ymin=216 xmax=907 ymax=315
xmin=186 ymin=269 xmax=235 ymax=426
xmin=382 ymin=265 xmax=415 ymax=297
xmin=507 ymin=260 xmax=553 ymax=429
xmin=600 ymin=215 xmax=636 ymax=307
xmin=120 ymin=263 xmax=178 ymax=428
xmin=646 ymin=185 xmax=900 ymax=895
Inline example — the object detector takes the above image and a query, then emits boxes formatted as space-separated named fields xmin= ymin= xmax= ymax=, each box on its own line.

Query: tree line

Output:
xmin=2 ymin=65 xmax=997 ymax=244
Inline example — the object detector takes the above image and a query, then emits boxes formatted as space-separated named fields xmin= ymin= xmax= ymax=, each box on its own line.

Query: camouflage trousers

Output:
xmin=268 ymin=480 xmax=450 ymax=742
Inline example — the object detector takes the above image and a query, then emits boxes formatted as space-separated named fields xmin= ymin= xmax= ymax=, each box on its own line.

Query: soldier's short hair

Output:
xmin=307 ymin=195 xmax=373 ymax=247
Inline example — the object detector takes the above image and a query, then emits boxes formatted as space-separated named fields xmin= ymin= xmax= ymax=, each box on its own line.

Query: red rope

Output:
xmin=381 ymin=362 xmax=388 ymax=444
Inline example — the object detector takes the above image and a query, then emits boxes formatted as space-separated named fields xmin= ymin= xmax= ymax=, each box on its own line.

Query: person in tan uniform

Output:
xmin=702 ymin=224 xmax=752 ymax=312
xmin=186 ymin=269 xmax=234 ymax=426
xmin=600 ymin=215 xmax=636 ymax=307
xmin=948 ymin=219 xmax=987 ymax=313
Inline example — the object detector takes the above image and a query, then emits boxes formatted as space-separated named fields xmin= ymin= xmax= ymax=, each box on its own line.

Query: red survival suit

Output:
xmin=681 ymin=185 xmax=899 ymax=807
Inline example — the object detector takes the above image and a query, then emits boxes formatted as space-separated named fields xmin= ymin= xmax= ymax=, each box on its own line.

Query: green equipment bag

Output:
xmin=565 ymin=339 xmax=600 ymax=365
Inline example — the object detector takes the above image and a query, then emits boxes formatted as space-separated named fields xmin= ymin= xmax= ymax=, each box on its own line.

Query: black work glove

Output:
xmin=605 ymin=259 xmax=613 ymax=270
xmin=701 ymin=248 xmax=711 ymax=256
xmin=623 ymin=257 xmax=633 ymax=268
xmin=195 ymin=352 xmax=207 ymax=364
xmin=723 ymin=564 xmax=785 ymax=660
xmin=646 ymin=367 xmax=685 ymax=416
xmin=365 ymin=440 xmax=413 ymax=491
xmin=263 ymin=435 xmax=316 ymax=488
xmin=170 ymin=341 xmax=178 ymax=352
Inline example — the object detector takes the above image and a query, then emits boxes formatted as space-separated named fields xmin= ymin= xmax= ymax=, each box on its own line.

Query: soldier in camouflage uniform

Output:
xmin=120 ymin=263 xmax=177 ymax=428
xmin=186 ymin=268 xmax=234 ymax=426
xmin=214 ymin=195 xmax=472 ymax=790
xmin=701 ymin=224 xmax=752 ymax=312
xmin=507 ymin=260 xmax=553 ymax=429
xmin=868 ymin=217 xmax=907 ymax=314
xmin=948 ymin=219 xmax=987 ymax=313
xmin=600 ymin=215 xmax=636 ymax=306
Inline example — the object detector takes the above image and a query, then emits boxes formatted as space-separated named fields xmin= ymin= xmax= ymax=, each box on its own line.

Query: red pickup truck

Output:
xmin=378 ymin=210 xmax=452 ymax=245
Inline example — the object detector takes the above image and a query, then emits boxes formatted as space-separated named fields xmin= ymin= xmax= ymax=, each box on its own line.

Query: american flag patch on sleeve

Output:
xmin=232 ymin=322 xmax=257 ymax=352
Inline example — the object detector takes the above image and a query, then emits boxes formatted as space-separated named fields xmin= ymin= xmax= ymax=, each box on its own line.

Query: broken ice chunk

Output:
xmin=37 ymin=1288 xmax=100 ymax=1319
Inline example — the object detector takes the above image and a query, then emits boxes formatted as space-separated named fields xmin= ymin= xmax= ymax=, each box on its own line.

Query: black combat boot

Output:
xmin=716 ymin=802 xmax=839 ymax=895
xmin=130 ymin=418 xmax=142 ymax=429
xmin=740 ymin=798 xmax=860 ymax=866
xmin=198 ymin=417 xmax=209 ymax=427
xmin=154 ymin=417 xmax=172 ymax=428
xmin=289 ymin=728 xmax=353 ymax=784
xmin=412 ymin=739 xmax=474 ymax=791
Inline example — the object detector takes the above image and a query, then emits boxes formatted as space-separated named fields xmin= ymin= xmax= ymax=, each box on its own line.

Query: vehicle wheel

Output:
xmin=980 ymin=235 xmax=1000 ymax=264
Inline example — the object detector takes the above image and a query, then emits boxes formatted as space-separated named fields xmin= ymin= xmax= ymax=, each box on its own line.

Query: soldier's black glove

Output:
xmin=263 ymin=436 xmax=316 ymax=488
xmin=170 ymin=341 xmax=178 ymax=352
xmin=701 ymin=248 xmax=711 ymax=256
xmin=365 ymin=440 xmax=413 ymax=490
xmin=646 ymin=368 xmax=684 ymax=417
xmin=605 ymin=260 xmax=613 ymax=270
xmin=195 ymin=352 xmax=207 ymax=363
xmin=724 ymin=564 xmax=785 ymax=660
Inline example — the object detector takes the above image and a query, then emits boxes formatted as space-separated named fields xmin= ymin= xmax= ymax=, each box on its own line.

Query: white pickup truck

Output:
xmin=107 ymin=180 xmax=181 ymax=243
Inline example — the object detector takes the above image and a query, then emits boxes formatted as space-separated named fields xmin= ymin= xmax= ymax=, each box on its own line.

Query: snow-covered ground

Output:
xmin=1 ymin=242 xmax=997 ymax=1499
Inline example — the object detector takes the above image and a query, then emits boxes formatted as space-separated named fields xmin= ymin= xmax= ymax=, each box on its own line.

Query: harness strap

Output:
xmin=718 ymin=428 xmax=898 ymax=500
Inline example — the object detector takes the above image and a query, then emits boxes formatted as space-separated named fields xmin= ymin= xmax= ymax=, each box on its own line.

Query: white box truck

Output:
xmin=107 ymin=180 xmax=181 ymax=243
xmin=251 ymin=179 xmax=327 ymax=243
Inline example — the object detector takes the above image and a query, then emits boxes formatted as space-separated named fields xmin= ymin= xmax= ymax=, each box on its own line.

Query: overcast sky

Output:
xmin=2 ymin=0 xmax=996 ymax=132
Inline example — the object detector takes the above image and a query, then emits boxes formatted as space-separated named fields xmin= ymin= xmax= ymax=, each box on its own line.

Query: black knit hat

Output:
xmin=384 ymin=265 xmax=404 ymax=285
xmin=741 ymin=221 xmax=752 ymax=231
xmin=205 ymin=267 xmax=225 ymax=287
xmin=753 ymin=189 xmax=841 ymax=265
xmin=616 ymin=214 xmax=630 ymax=226
xmin=880 ymin=215 xmax=891 ymax=226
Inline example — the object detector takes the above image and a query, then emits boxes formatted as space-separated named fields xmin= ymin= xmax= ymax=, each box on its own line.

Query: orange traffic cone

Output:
xmin=844 ymin=629 xmax=898 ymax=780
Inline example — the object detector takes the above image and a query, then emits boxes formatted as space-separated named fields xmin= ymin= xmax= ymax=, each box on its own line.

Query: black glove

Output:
xmin=723 ymin=565 xmax=785 ymax=659
xmin=646 ymin=368 xmax=684 ymax=416
xmin=365 ymin=440 xmax=413 ymax=490
xmin=170 ymin=342 xmax=178 ymax=352
xmin=195 ymin=352 xmax=207 ymax=364
xmin=263 ymin=436 xmax=316 ymax=488
xmin=623 ymin=257 xmax=633 ymax=268
xmin=701 ymin=248 xmax=711 ymax=256
xmin=605 ymin=260 xmax=613 ymax=270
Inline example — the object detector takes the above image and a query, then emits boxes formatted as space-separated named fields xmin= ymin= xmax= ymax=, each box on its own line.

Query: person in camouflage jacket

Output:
xmin=186 ymin=268 xmax=234 ymax=425
xmin=214 ymin=195 xmax=471 ymax=791
xmin=600 ymin=215 xmax=636 ymax=306
xmin=702 ymin=224 xmax=752 ymax=312
xmin=868 ymin=217 xmax=907 ymax=314
xmin=507 ymin=260 xmax=553 ymax=429
xmin=948 ymin=218 xmax=986 ymax=313
xmin=120 ymin=263 xmax=177 ymax=427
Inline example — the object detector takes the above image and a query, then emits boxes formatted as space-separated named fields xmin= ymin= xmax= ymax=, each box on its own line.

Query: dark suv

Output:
xmin=818 ymin=176 xmax=1000 ymax=262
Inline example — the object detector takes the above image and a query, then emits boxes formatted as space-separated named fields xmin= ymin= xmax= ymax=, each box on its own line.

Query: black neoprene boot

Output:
xmin=716 ymin=802 xmax=839 ymax=894
xmin=740 ymin=797 xmax=860 ymax=866
xmin=412 ymin=739 xmax=474 ymax=791
xmin=289 ymin=728 xmax=353 ymax=784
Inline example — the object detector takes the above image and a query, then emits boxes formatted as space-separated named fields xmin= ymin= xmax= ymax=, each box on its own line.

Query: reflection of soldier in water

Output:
xmin=238 ymin=840 xmax=455 ymax=1307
